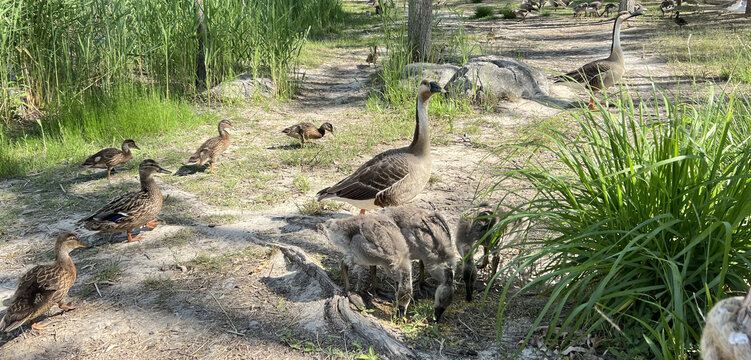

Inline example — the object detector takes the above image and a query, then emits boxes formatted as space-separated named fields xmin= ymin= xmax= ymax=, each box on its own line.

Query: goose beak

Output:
xmin=158 ymin=167 xmax=172 ymax=174
xmin=429 ymin=81 xmax=446 ymax=94
xmin=434 ymin=307 xmax=446 ymax=322
xmin=628 ymin=10 xmax=643 ymax=17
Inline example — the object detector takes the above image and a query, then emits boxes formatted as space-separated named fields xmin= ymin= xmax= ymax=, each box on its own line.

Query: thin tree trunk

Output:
xmin=677 ymin=0 xmax=682 ymax=7
xmin=618 ymin=0 xmax=634 ymax=11
xmin=408 ymin=0 xmax=433 ymax=62
xmin=195 ymin=0 xmax=207 ymax=90
xmin=746 ymin=0 xmax=751 ymax=15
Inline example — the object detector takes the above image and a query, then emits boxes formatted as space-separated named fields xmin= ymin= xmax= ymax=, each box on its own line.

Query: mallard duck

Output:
xmin=674 ymin=11 xmax=687 ymax=28
xmin=316 ymin=80 xmax=444 ymax=214
xmin=701 ymin=288 xmax=751 ymax=360
xmin=0 ymin=232 xmax=86 ymax=332
xmin=82 ymin=139 xmax=140 ymax=180
xmin=281 ymin=122 xmax=335 ymax=146
xmin=185 ymin=120 xmax=235 ymax=173
xmin=555 ymin=11 xmax=643 ymax=110
xmin=79 ymin=159 xmax=171 ymax=242
xmin=366 ymin=46 xmax=378 ymax=67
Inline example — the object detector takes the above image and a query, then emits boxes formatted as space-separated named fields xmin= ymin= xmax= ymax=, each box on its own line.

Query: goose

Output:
xmin=382 ymin=205 xmax=456 ymax=322
xmin=674 ymin=12 xmax=687 ymax=28
xmin=185 ymin=120 xmax=235 ymax=173
xmin=79 ymin=159 xmax=171 ymax=242
xmin=584 ymin=5 xmax=600 ymax=17
xmin=316 ymin=80 xmax=444 ymax=214
xmin=282 ymin=122 xmax=335 ymax=146
xmin=514 ymin=9 xmax=532 ymax=22
xmin=82 ymin=139 xmax=140 ymax=180
xmin=700 ymin=288 xmax=751 ymax=360
xmin=660 ymin=0 xmax=675 ymax=16
xmin=549 ymin=0 xmax=568 ymax=11
xmin=573 ymin=3 xmax=588 ymax=17
xmin=366 ymin=46 xmax=379 ymax=67
xmin=600 ymin=3 xmax=617 ymax=17
xmin=0 ymin=232 xmax=87 ymax=332
xmin=320 ymin=214 xmax=413 ymax=317
xmin=555 ymin=10 xmax=642 ymax=110
xmin=455 ymin=206 xmax=529 ymax=302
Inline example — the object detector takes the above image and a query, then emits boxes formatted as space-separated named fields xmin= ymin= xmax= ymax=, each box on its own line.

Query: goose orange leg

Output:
xmin=127 ymin=231 xmax=142 ymax=242
xmin=144 ymin=219 xmax=159 ymax=229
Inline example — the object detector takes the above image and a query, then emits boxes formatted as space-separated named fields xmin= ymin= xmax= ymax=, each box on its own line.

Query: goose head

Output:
xmin=617 ymin=10 xmax=642 ymax=20
xmin=418 ymin=79 xmax=446 ymax=102
xmin=433 ymin=267 xmax=455 ymax=322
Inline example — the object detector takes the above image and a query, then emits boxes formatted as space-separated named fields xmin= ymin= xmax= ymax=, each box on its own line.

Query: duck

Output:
xmin=82 ymin=139 xmax=140 ymax=180
xmin=319 ymin=214 xmax=413 ymax=317
xmin=282 ymin=122 xmax=335 ymax=146
xmin=185 ymin=120 xmax=235 ymax=173
xmin=555 ymin=10 xmax=643 ymax=110
xmin=674 ymin=11 xmax=687 ymax=28
xmin=366 ymin=46 xmax=379 ymax=67
xmin=0 ymin=232 xmax=86 ymax=332
xmin=316 ymin=80 xmax=444 ymax=215
xmin=600 ymin=3 xmax=617 ymax=17
xmin=660 ymin=0 xmax=675 ymax=16
xmin=700 ymin=288 xmax=751 ymax=360
xmin=79 ymin=159 xmax=171 ymax=242
xmin=382 ymin=205 xmax=456 ymax=322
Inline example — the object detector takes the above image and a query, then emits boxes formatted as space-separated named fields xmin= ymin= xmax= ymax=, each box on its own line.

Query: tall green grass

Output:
xmin=486 ymin=87 xmax=751 ymax=357
xmin=0 ymin=85 xmax=216 ymax=177
xmin=0 ymin=0 xmax=344 ymax=121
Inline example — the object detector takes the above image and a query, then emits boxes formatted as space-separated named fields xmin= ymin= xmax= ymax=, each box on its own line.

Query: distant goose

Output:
xmin=600 ymin=3 xmax=617 ymax=17
xmin=316 ymin=80 xmax=445 ymax=214
xmin=83 ymin=139 xmax=140 ymax=180
xmin=674 ymin=11 xmax=688 ymax=28
xmin=556 ymin=10 xmax=643 ymax=110
xmin=660 ymin=0 xmax=675 ymax=16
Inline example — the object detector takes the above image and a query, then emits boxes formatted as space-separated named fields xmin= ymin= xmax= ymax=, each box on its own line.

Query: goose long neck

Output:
xmin=609 ymin=17 xmax=624 ymax=62
xmin=409 ymin=95 xmax=430 ymax=155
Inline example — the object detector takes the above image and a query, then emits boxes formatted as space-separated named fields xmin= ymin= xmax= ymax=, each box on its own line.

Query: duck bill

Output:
xmin=158 ymin=168 xmax=172 ymax=174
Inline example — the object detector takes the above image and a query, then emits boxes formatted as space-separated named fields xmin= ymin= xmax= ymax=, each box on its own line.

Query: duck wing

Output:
xmin=188 ymin=136 xmax=222 ymax=164
xmin=82 ymin=148 xmax=120 ymax=167
xmin=317 ymin=149 xmax=411 ymax=204
xmin=80 ymin=191 xmax=150 ymax=227
xmin=0 ymin=265 xmax=61 ymax=332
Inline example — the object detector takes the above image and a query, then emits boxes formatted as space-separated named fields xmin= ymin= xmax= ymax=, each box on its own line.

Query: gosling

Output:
xmin=701 ymin=288 xmax=751 ymax=360
xmin=320 ymin=215 xmax=413 ymax=317
xmin=455 ymin=205 xmax=528 ymax=302
xmin=382 ymin=205 xmax=457 ymax=322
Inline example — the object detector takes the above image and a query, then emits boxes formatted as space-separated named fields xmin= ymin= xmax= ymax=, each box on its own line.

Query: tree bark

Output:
xmin=746 ymin=0 xmax=751 ymax=15
xmin=408 ymin=0 xmax=433 ymax=62
xmin=618 ymin=0 xmax=635 ymax=11
xmin=195 ymin=0 xmax=207 ymax=90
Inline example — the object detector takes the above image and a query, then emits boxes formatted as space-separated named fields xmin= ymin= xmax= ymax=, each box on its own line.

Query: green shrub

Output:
xmin=499 ymin=8 xmax=517 ymax=19
xmin=488 ymin=88 xmax=751 ymax=357
xmin=472 ymin=6 xmax=495 ymax=19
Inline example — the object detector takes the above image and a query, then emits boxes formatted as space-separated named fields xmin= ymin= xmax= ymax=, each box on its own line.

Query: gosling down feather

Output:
xmin=186 ymin=120 xmax=235 ymax=173
xmin=556 ymin=10 xmax=642 ymax=110
xmin=316 ymin=79 xmax=445 ymax=213
xmin=82 ymin=139 xmax=140 ymax=180
xmin=0 ymin=232 xmax=86 ymax=332
xmin=79 ymin=159 xmax=171 ymax=242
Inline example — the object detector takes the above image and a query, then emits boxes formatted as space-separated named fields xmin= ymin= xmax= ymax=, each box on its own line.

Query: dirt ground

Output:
xmin=0 ymin=1 xmax=734 ymax=359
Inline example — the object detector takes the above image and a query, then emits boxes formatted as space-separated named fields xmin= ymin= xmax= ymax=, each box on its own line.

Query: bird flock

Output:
xmin=1 ymin=4 xmax=743 ymax=360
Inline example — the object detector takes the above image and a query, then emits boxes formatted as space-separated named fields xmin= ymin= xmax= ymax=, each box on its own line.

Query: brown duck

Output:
xmin=82 ymin=139 xmax=140 ymax=180
xmin=556 ymin=11 xmax=642 ymax=110
xmin=0 ymin=232 xmax=86 ymax=332
xmin=79 ymin=159 xmax=171 ymax=242
xmin=186 ymin=120 xmax=235 ymax=173
xmin=366 ymin=46 xmax=378 ymax=67
xmin=281 ymin=122 xmax=335 ymax=146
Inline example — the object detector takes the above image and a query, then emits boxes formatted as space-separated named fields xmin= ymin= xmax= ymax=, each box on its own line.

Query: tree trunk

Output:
xmin=408 ymin=0 xmax=433 ymax=62
xmin=195 ymin=0 xmax=207 ymax=90
xmin=746 ymin=0 xmax=751 ymax=15
xmin=677 ymin=0 xmax=682 ymax=7
xmin=618 ymin=0 xmax=634 ymax=11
